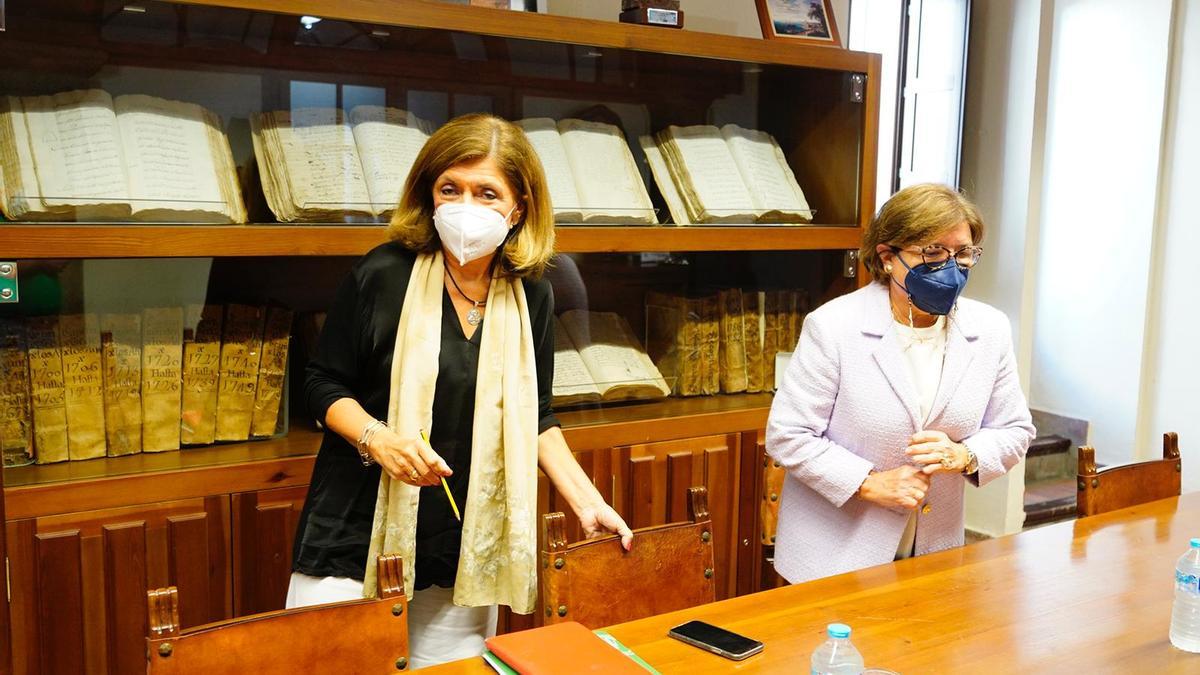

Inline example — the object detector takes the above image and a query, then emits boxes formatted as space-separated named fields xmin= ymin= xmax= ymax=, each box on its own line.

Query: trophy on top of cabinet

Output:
xmin=619 ymin=0 xmax=685 ymax=29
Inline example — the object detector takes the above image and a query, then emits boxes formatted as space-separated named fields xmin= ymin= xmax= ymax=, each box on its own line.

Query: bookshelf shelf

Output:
xmin=0 ymin=225 xmax=864 ymax=258
xmin=3 ymin=394 xmax=774 ymax=513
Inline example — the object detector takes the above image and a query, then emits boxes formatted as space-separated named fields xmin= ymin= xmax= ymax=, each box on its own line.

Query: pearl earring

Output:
xmin=885 ymin=264 xmax=893 ymax=273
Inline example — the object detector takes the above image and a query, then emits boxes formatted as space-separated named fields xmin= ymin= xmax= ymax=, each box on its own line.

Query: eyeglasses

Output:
xmin=891 ymin=244 xmax=984 ymax=270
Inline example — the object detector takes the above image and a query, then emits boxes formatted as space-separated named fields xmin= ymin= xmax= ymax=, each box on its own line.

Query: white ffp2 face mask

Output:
xmin=432 ymin=202 xmax=515 ymax=266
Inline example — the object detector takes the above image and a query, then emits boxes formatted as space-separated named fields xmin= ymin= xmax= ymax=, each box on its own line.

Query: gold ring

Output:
xmin=410 ymin=470 xmax=420 ymax=481
xmin=940 ymin=453 xmax=954 ymax=468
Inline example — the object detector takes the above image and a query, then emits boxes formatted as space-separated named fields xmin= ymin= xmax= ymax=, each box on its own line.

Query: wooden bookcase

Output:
xmin=0 ymin=0 xmax=879 ymax=670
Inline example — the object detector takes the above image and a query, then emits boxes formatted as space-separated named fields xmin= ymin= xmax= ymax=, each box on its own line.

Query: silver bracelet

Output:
xmin=357 ymin=419 xmax=387 ymax=467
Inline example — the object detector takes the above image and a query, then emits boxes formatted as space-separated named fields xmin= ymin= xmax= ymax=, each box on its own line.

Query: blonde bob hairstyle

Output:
xmin=387 ymin=113 xmax=555 ymax=278
xmin=860 ymin=183 xmax=986 ymax=284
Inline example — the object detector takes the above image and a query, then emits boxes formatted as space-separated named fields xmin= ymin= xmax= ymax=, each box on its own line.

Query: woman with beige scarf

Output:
xmin=286 ymin=114 xmax=633 ymax=668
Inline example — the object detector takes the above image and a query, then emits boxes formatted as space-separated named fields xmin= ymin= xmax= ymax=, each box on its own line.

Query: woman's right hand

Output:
xmin=367 ymin=428 xmax=452 ymax=487
xmin=857 ymin=465 xmax=930 ymax=510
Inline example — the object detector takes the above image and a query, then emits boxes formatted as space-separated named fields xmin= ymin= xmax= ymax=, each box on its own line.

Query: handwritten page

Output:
xmin=116 ymin=94 xmax=229 ymax=222
xmin=551 ymin=315 xmax=601 ymax=406
xmin=721 ymin=124 xmax=811 ymax=223
xmin=657 ymin=125 xmax=753 ymax=223
xmin=559 ymin=310 xmax=669 ymax=401
xmin=22 ymin=89 xmax=130 ymax=219
xmin=141 ymin=307 xmax=183 ymax=452
xmin=100 ymin=313 xmax=142 ymax=456
xmin=350 ymin=106 xmax=431 ymax=216
xmin=516 ymin=118 xmax=583 ymax=223
xmin=270 ymin=108 xmax=373 ymax=219
xmin=59 ymin=313 xmax=107 ymax=460
xmin=558 ymin=119 xmax=656 ymax=224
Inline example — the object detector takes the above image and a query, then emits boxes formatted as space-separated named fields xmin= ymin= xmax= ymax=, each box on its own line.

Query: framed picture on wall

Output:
xmin=755 ymin=0 xmax=841 ymax=47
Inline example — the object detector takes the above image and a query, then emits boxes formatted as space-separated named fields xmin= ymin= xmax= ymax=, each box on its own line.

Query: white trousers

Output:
xmin=285 ymin=573 xmax=498 ymax=669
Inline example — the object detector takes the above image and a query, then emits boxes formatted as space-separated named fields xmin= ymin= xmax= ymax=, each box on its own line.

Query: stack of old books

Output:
xmin=639 ymin=124 xmax=813 ymax=225
xmin=0 ymin=304 xmax=291 ymax=466
xmin=0 ymin=89 xmax=246 ymax=223
xmin=645 ymin=288 xmax=808 ymax=397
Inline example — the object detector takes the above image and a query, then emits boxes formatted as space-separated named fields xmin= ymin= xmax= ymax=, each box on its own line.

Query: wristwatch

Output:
xmin=961 ymin=445 xmax=978 ymax=475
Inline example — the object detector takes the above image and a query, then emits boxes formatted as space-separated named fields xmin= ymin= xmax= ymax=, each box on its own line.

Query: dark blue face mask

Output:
xmin=893 ymin=254 xmax=969 ymax=316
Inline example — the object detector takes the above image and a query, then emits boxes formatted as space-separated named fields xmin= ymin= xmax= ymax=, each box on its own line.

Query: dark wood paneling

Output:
xmin=736 ymin=432 xmax=766 ymax=597
xmin=232 ymin=486 xmax=308 ymax=616
xmin=6 ymin=498 xmax=231 ymax=675
xmin=34 ymin=530 xmax=85 ymax=675
xmin=0 ymin=464 xmax=10 ymax=675
xmin=102 ymin=522 xmax=148 ymax=675
xmin=613 ymin=434 xmax=741 ymax=599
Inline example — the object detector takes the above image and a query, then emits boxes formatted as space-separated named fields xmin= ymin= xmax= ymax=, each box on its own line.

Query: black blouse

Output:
xmin=292 ymin=242 xmax=559 ymax=587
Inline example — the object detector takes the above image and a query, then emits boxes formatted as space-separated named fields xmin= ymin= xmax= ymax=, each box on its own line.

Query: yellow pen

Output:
xmin=420 ymin=429 xmax=461 ymax=522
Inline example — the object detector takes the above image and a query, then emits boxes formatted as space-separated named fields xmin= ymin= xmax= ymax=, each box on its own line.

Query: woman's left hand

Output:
xmin=905 ymin=430 xmax=969 ymax=475
xmin=577 ymin=503 xmax=634 ymax=551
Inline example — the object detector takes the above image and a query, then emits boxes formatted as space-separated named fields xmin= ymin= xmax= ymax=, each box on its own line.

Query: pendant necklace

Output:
xmin=445 ymin=262 xmax=487 ymax=326
xmin=894 ymin=297 xmax=936 ymax=349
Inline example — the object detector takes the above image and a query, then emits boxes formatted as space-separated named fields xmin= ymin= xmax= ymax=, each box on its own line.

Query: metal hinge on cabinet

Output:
xmin=0 ymin=262 xmax=16 ymax=303
xmin=843 ymin=250 xmax=858 ymax=278
xmin=849 ymin=73 xmax=866 ymax=103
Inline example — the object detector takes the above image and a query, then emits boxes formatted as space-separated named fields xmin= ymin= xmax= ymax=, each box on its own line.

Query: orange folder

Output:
xmin=484 ymin=621 xmax=648 ymax=674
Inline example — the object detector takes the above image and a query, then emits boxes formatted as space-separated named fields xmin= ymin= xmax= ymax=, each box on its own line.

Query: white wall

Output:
xmin=1030 ymin=0 xmax=1174 ymax=466
xmin=1138 ymin=0 xmax=1200 ymax=486
xmin=958 ymin=0 xmax=1049 ymax=536
xmin=967 ymin=0 xmax=1199 ymax=493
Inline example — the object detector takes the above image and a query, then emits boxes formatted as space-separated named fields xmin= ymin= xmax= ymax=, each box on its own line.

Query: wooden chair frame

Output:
xmin=541 ymin=486 xmax=716 ymax=629
xmin=146 ymin=555 xmax=410 ymax=673
xmin=1077 ymin=432 xmax=1181 ymax=517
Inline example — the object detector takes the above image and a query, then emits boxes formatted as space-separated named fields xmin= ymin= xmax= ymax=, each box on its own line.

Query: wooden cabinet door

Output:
xmin=610 ymin=433 xmax=742 ymax=600
xmin=231 ymin=486 xmax=308 ymax=617
xmin=6 ymin=496 xmax=231 ymax=675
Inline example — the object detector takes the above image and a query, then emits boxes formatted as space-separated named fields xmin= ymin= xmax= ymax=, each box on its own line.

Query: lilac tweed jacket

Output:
xmin=766 ymin=282 xmax=1035 ymax=584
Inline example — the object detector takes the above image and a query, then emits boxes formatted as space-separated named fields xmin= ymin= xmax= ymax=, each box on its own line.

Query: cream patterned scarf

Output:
xmin=362 ymin=250 xmax=540 ymax=613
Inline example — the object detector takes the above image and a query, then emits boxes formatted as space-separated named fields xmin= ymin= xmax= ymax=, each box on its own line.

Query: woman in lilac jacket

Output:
xmin=766 ymin=184 xmax=1035 ymax=584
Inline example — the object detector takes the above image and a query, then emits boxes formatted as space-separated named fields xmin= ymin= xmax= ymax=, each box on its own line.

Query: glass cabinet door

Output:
xmin=0 ymin=0 xmax=865 ymax=226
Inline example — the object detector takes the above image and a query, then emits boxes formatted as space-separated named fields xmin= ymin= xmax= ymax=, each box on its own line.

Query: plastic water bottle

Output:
xmin=811 ymin=623 xmax=865 ymax=675
xmin=1171 ymin=538 xmax=1200 ymax=652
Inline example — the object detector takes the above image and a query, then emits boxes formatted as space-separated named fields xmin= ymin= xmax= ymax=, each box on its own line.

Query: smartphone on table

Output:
xmin=667 ymin=620 xmax=764 ymax=661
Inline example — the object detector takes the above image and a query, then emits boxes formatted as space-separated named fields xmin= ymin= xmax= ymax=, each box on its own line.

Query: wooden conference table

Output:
xmin=425 ymin=493 xmax=1200 ymax=673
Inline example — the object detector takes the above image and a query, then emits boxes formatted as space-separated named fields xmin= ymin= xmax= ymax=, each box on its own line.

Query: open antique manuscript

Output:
xmin=647 ymin=124 xmax=812 ymax=224
xmin=0 ymin=90 xmax=245 ymax=222
xmin=517 ymin=118 xmax=657 ymax=224
xmin=551 ymin=311 xmax=670 ymax=406
xmin=251 ymin=106 xmax=432 ymax=222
